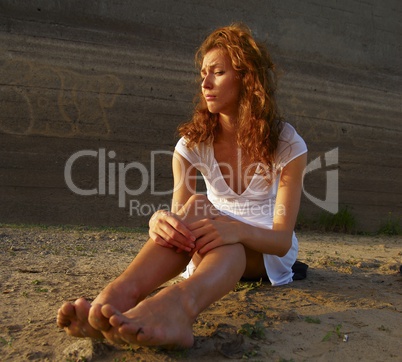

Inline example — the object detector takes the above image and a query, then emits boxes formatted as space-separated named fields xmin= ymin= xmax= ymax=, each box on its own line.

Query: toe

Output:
xmin=89 ymin=304 xmax=112 ymax=331
xmin=101 ymin=304 xmax=121 ymax=319
xmin=57 ymin=302 xmax=75 ymax=328
xmin=73 ymin=298 xmax=91 ymax=325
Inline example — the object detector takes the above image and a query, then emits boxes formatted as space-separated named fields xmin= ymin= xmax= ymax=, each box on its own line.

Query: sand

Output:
xmin=0 ymin=225 xmax=401 ymax=361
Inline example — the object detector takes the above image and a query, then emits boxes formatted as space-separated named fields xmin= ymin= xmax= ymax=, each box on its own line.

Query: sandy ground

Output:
xmin=0 ymin=224 xmax=401 ymax=362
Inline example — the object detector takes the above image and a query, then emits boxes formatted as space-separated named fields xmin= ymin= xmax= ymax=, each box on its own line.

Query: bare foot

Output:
xmin=88 ymin=303 xmax=129 ymax=345
xmin=87 ymin=282 xmax=140 ymax=342
xmin=57 ymin=297 xmax=103 ymax=339
xmin=58 ymin=281 xmax=140 ymax=341
xmin=102 ymin=284 xmax=196 ymax=348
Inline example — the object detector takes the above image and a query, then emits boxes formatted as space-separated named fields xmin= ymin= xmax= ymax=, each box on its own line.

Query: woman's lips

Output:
xmin=204 ymin=94 xmax=216 ymax=101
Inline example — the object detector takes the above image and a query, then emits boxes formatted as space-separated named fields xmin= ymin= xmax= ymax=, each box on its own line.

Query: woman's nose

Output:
xmin=202 ymin=74 xmax=212 ymax=89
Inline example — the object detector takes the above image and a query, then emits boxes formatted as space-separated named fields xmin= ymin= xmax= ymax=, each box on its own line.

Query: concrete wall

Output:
xmin=0 ymin=0 xmax=401 ymax=231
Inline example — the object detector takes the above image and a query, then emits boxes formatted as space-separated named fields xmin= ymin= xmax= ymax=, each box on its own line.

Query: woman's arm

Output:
xmin=189 ymin=153 xmax=307 ymax=256
xmin=148 ymin=151 xmax=197 ymax=251
xmin=239 ymin=153 xmax=307 ymax=256
xmin=171 ymin=151 xmax=197 ymax=213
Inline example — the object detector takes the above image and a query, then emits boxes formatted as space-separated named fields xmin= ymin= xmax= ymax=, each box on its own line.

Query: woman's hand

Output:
xmin=149 ymin=210 xmax=196 ymax=253
xmin=188 ymin=215 xmax=240 ymax=255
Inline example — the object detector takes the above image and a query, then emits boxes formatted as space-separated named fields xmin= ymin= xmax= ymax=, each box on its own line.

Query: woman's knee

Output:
xmin=186 ymin=194 xmax=208 ymax=207
xmin=179 ymin=194 xmax=216 ymax=221
xmin=193 ymin=242 xmax=247 ymax=270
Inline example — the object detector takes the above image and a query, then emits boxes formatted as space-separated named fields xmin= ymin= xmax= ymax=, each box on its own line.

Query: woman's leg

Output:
xmin=57 ymin=236 xmax=192 ymax=339
xmin=103 ymin=242 xmax=247 ymax=347
xmin=242 ymin=247 xmax=269 ymax=281
xmin=57 ymin=194 xmax=213 ymax=340
xmin=100 ymin=195 xmax=268 ymax=347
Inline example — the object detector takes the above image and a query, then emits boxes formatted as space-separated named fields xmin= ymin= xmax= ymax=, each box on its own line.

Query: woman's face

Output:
xmin=201 ymin=48 xmax=241 ymax=119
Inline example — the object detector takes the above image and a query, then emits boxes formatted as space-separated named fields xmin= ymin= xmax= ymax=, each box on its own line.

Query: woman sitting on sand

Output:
xmin=57 ymin=22 xmax=307 ymax=348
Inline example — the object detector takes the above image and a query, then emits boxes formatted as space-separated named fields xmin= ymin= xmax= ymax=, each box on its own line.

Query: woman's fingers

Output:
xmin=152 ymin=226 xmax=193 ymax=252
xmin=149 ymin=230 xmax=173 ymax=248
xmin=188 ymin=219 xmax=216 ymax=239
xmin=165 ymin=214 xmax=196 ymax=243
xmin=149 ymin=211 xmax=195 ymax=251
xmin=188 ymin=217 xmax=238 ymax=254
xmin=188 ymin=219 xmax=222 ymax=253
xmin=161 ymin=215 xmax=195 ymax=250
xmin=194 ymin=236 xmax=217 ymax=254
xmin=150 ymin=211 xmax=236 ymax=254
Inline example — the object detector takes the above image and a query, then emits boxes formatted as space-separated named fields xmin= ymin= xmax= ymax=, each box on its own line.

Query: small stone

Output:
xmin=62 ymin=339 xmax=96 ymax=361
xmin=62 ymin=339 xmax=113 ymax=361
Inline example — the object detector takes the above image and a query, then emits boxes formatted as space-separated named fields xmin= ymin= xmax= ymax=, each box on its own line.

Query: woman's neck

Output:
xmin=216 ymin=114 xmax=237 ymax=142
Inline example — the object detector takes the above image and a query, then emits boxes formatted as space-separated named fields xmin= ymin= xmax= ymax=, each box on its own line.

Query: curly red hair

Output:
xmin=178 ymin=23 xmax=283 ymax=170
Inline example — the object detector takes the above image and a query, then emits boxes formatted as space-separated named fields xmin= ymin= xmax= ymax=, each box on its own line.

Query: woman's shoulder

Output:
xmin=275 ymin=122 xmax=307 ymax=167
xmin=175 ymin=136 xmax=212 ymax=160
xmin=176 ymin=136 xmax=209 ymax=151
xmin=279 ymin=122 xmax=298 ymax=141
xmin=175 ymin=136 xmax=189 ymax=149
xmin=278 ymin=122 xmax=306 ymax=146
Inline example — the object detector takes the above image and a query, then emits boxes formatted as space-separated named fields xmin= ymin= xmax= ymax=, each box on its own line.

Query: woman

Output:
xmin=57 ymin=23 xmax=307 ymax=348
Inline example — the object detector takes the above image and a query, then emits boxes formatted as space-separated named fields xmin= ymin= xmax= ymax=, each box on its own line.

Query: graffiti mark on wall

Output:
xmin=0 ymin=58 xmax=124 ymax=137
